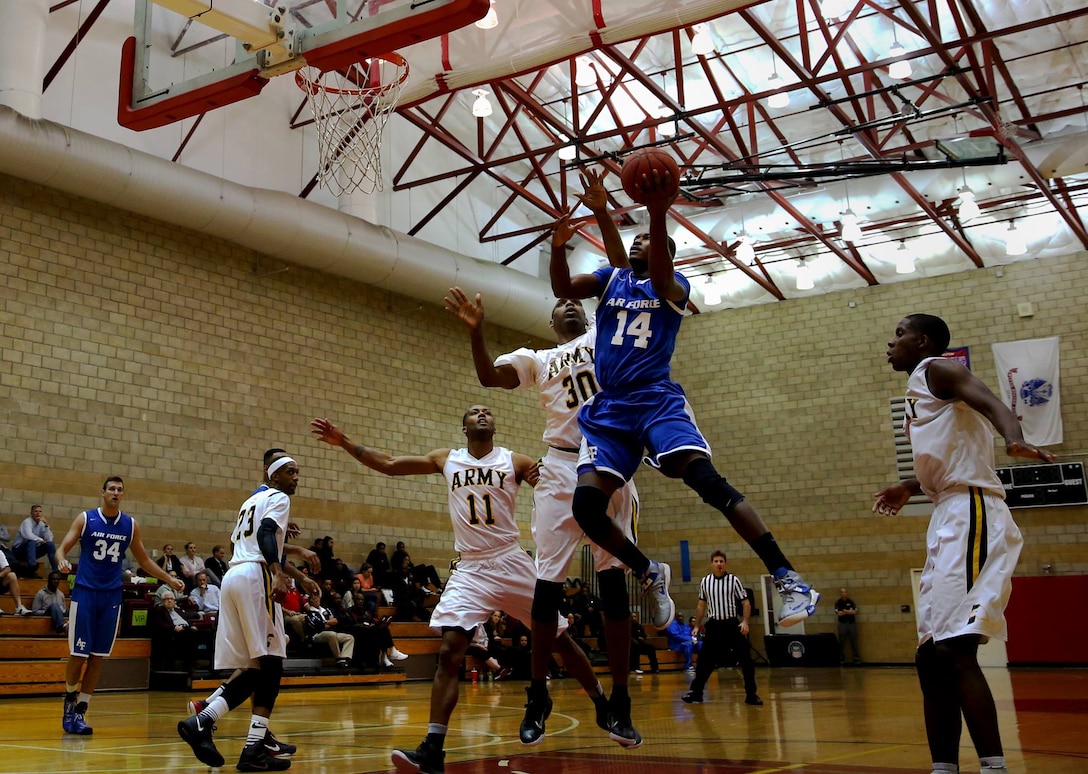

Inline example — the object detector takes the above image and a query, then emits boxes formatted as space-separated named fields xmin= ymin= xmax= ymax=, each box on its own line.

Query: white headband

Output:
xmin=267 ymin=456 xmax=296 ymax=479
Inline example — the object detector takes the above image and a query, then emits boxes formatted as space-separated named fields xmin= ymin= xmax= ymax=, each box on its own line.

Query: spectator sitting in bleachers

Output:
xmin=0 ymin=548 xmax=31 ymax=616
xmin=178 ymin=541 xmax=206 ymax=592
xmin=150 ymin=589 xmax=212 ymax=670
xmin=389 ymin=555 xmax=430 ymax=622
xmin=391 ymin=541 xmax=443 ymax=593
xmin=483 ymin=609 xmax=508 ymax=666
xmin=629 ymin=612 xmax=659 ymax=674
xmin=0 ymin=523 xmax=15 ymax=571
xmin=318 ymin=535 xmax=339 ymax=581
xmin=344 ymin=576 xmax=379 ymax=620
xmin=204 ymin=544 xmax=228 ymax=587
xmin=364 ymin=541 xmax=392 ymax=588
xmin=32 ymin=570 xmax=68 ymax=633
xmin=506 ymin=633 xmax=532 ymax=680
xmin=155 ymin=570 xmax=189 ymax=605
xmin=568 ymin=583 xmax=603 ymax=639
xmin=328 ymin=589 xmax=406 ymax=669
xmin=465 ymin=623 xmax=510 ymax=680
xmin=665 ymin=611 xmax=699 ymax=672
xmin=301 ymin=603 xmax=355 ymax=669
xmin=156 ymin=543 xmax=183 ymax=577
xmin=331 ymin=557 xmax=356 ymax=594
xmin=189 ymin=571 xmax=220 ymax=613
xmin=13 ymin=505 xmax=58 ymax=577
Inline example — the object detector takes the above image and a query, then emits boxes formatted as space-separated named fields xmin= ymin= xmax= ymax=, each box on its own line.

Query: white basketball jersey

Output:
xmin=905 ymin=357 xmax=1003 ymax=498
xmin=228 ymin=487 xmax=290 ymax=565
xmin=494 ymin=327 xmax=597 ymax=449
xmin=443 ymin=447 xmax=522 ymax=553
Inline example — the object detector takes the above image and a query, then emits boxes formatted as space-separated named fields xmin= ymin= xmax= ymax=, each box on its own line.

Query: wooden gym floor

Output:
xmin=0 ymin=667 xmax=1084 ymax=773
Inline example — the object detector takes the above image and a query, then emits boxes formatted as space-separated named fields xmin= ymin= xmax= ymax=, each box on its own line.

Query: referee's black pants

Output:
xmin=688 ymin=618 xmax=757 ymax=698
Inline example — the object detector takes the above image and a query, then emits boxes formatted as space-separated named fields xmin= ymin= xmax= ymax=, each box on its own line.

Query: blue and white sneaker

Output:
xmin=774 ymin=569 xmax=819 ymax=627
xmin=641 ymin=561 xmax=676 ymax=629
xmin=67 ymin=703 xmax=93 ymax=735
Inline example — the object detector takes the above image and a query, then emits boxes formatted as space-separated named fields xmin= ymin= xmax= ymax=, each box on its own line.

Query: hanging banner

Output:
xmin=991 ymin=337 xmax=1062 ymax=446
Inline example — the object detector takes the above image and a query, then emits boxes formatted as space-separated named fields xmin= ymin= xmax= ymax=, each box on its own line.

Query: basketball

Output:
xmin=621 ymin=147 xmax=681 ymax=203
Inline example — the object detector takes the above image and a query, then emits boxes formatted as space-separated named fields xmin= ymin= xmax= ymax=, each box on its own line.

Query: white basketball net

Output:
xmin=296 ymin=54 xmax=409 ymax=196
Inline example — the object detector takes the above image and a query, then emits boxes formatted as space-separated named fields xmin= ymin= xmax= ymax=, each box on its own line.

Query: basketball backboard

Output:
xmin=119 ymin=0 xmax=489 ymax=131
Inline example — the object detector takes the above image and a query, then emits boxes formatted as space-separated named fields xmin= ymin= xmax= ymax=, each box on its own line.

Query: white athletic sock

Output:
xmin=247 ymin=714 xmax=269 ymax=745
xmin=930 ymin=764 xmax=957 ymax=774
xmin=979 ymin=757 xmax=1007 ymax=771
xmin=206 ymin=681 xmax=228 ymax=702
xmin=77 ymin=692 xmax=92 ymax=707
xmin=427 ymin=723 xmax=448 ymax=736
xmin=65 ymin=683 xmax=78 ymax=694
xmin=198 ymin=696 xmax=229 ymax=724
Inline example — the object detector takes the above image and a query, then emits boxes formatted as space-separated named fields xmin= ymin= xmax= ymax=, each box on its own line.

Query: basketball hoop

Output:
xmin=295 ymin=53 xmax=410 ymax=196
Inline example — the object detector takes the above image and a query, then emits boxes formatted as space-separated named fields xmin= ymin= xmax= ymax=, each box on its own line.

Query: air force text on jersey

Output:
xmin=605 ymin=297 xmax=662 ymax=310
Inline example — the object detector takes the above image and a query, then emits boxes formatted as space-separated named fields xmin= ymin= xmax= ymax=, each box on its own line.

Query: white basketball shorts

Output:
xmin=533 ymin=447 xmax=639 ymax=583
xmin=214 ymin=561 xmax=287 ymax=670
xmin=917 ymin=487 xmax=1022 ymax=645
xmin=430 ymin=542 xmax=567 ymax=634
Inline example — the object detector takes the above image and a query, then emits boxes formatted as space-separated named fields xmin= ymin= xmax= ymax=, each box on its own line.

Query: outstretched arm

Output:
xmin=576 ymin=168 xmax=629 ymax=269
xmin=641 ymin=172 xmax=684 ymax=301
xmin=311 ymin=417 xmax=449 ymax=476
xmin=131 ymin=522 xmax=185 ymax=591
xmin=513 ymin=453 xmax=540 ymax=487
xmin=551 ymin=212 xmax=603 ymax=300
xmin=444 ymin=287 xmax=520 ymax=389
xmin=927 ymin=358 xmax=1057 ymax=462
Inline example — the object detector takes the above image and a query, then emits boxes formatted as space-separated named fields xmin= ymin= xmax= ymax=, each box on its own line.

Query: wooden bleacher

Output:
xmin=1 ymin=579 xmax=686 ymax=697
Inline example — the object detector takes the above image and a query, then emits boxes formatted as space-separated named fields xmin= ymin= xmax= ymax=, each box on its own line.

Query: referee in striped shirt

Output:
xmin=681 ymin=550 xmax=762 ymax=706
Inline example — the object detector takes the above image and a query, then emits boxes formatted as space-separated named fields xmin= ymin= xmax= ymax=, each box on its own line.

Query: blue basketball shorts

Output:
xmin=69 ymin=586 xmax=123 ymax=658
xmin=577 ymin=380 xmax=711 ymax=481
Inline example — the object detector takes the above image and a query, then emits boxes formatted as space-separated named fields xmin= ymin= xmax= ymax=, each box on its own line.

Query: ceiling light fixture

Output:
xmin=767 ymin=72 xmax=789 ymax=108
xmin=840 ymin=209 xmax=862 ymax=243
xmin=1005 ymin=221 xmax=1027 ymax=256
xmin=895 ymin=240 xmax=915 ymax=274
xmin=691 ymin=23 xmax=715 ymax=56
xmin=796 ymin=258 xmax=814 ymax=290
xmin=475 ymin=0 xmax=498 ymax=29
xmin=957 ymin=185 xmax=979 ymax=222
xmin=471 ymin=89 xmax=493 ymax=118
xmin=887 ymin=41 xmax=912 ymax=79
xmin=574 ymin=56 xmax=596 ymax=87
xmin=702 ymin=275 xmax=722 ymax=306
xmin=557 ymin=141 xmax=576 ymax=161
xmin=736 ymin=234 xmax=755 ymax=264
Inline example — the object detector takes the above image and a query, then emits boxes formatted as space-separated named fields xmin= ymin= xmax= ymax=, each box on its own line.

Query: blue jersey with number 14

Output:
xmin=591 ymin=266 xmax=690 ymax=391
xmin=75 ymin=508 xmax=134 ymax=591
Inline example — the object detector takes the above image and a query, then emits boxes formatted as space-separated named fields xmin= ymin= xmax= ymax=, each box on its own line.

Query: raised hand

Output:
xmin=311 ymin=417 xmax=345 ymax=447
xmin=443 ymin=286 xmax=485 ymax=330
xmin=1007 ymin=441 xmax=1056 ymax=463
xmin=552 ymin=211 xmax=579 ymax=247
xmin=575 ymin=168 xmax=609 ymax=211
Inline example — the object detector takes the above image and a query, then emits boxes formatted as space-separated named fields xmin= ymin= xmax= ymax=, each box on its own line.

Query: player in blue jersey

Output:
xmin=55 ymin=476 xmax=184 ymax=735
xmin=550 ymin=165 xmax=819 ymax=633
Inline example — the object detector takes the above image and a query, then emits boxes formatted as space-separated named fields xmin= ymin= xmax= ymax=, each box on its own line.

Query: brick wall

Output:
xmin=2 ymin=173 xmax=1085 ymax=661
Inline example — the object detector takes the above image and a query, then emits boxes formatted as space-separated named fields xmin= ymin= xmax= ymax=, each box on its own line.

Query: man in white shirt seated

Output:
xmin=190 ymin=571 xmax=221 ymax=613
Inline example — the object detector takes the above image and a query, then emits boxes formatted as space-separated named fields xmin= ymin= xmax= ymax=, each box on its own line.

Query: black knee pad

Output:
xmin=682 ymin=457 xmax=744 ymax=514
xmin=251 ymin=656 xmax=283 ymax=711
xmin=531 ymin=579 xmax=566 ymax=623
xmin=572 ymin=486 xmax=614 ymax=544
xmin=597 ymin=568 xmax=630 ymax=621
xmin=221 ymin=668 xmax=260 ymax=710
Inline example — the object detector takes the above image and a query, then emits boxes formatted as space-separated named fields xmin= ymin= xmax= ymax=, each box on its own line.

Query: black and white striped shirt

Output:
xmin=699 ymin=572 xmax=748 ymax=621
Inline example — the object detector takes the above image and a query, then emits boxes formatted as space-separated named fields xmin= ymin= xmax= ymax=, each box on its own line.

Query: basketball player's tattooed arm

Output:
xmin=311 ymin=418 xmax=451 ymax=476
xmin=926 ymin=358 xmax=1056 ymax=463
xmin=443 ymin=287 xmax=520 ymax=389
